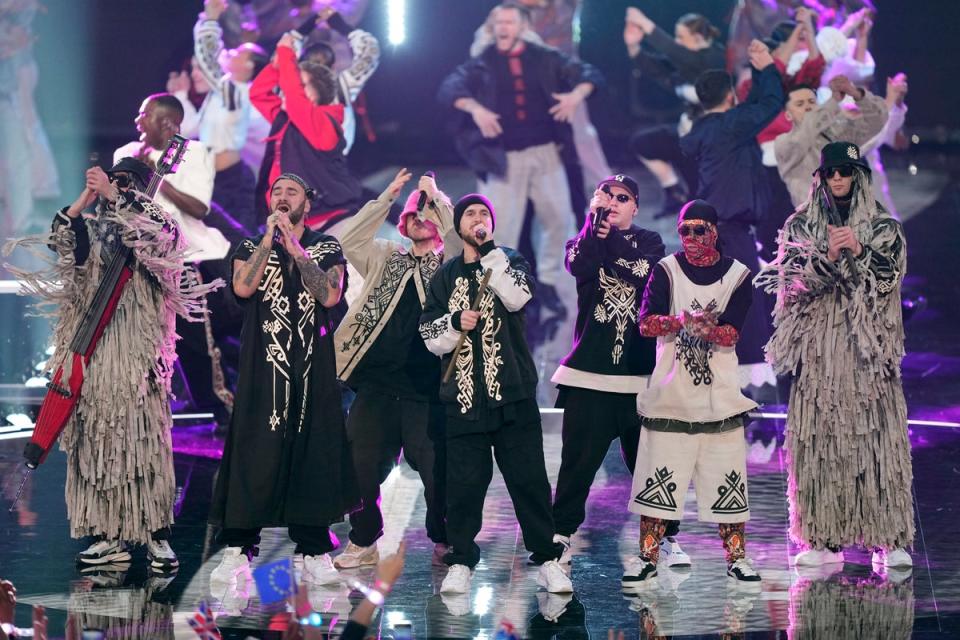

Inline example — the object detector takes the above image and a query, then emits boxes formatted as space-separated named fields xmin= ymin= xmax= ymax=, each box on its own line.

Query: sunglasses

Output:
xmin=109 ymin=173 xmax=133 ymax=188
xmin=601 ymin=186 xmax=634 ymax=203
xmin=678 ymin=224 xmax=708 ymax=237
xmin=821 ymin=165 xmax=855 ymax=178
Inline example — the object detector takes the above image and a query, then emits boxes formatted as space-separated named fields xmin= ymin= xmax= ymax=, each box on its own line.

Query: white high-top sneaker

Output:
xmin=440 ymin=564 xmax=472 ymax=594
xmin=659 ymin=537 xmax=692 ymax=567
xmin=872 ymin=547 xmax=913 ymax=568
xmin=210 ymin=547 xmax=250 ymax=585
xmin=303 ymin=554 xmax=340 ymax=585
xmin=793 ymin=547 xmax=844 ymax=566
xmin=536 ymin=559 xmax=574 ymax=593
xmin=333 ymin=541 xmax=379 ymax=569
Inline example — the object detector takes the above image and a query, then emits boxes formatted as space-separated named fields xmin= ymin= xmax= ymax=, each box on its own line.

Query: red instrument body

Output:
xmin=23 ymin=136 xmax=188 ymax=469
xmin=25 ymin=267 xmax=133 ymax=467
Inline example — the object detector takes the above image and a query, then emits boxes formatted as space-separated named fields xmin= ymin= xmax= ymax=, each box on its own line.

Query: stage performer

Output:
xmin=332 ymin=169 xmax=458 ymax=568
xmin=208 ymin=173 xmax=358 ymax=586
xmin=625 ymin=200 xmax=762 ymax=589
xmin=755 ymin=141 xmax=913 ymax=569
xmin=419 ymin=193 xmax=572 ymax=596
xmin=549 ymin=175 xmax=676 ymax=564
xmin=3 ymin=158 xmax=217 ymax=573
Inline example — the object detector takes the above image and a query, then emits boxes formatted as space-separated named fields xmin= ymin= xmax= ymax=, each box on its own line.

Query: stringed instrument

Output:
xmin=22 ymin=136 xmax=189 ymax=469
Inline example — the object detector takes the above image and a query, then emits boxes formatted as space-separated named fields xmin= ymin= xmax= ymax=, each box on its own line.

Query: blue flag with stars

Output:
xmin=252 ymin=558 xmax=296 ymax=604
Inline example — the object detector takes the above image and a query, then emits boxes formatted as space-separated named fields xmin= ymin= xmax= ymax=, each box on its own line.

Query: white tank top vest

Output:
xmin=638 ymin=255 xmax=758 ymax=423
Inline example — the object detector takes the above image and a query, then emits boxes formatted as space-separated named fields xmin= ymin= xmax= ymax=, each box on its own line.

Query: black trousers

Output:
xmin=444 ymin=399 xmax=561 ymax=569
xmin=345 ymin=387 xmax=447 ymax=547
xmin=552 ymin=387 xmax=641 ymax=536
xmin=217 ymin=525 xmax=335 ymax=557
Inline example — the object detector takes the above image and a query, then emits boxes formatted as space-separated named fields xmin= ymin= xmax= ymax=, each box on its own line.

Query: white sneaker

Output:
xmin=660 ymin=537 xmax=692 ymax=567
xmin=872 ymin=547 xmax=913 ymax=568
xmin=146 ymin=540 xmax=179 ymax=573
xmin=210 ymin=547 xmax=250 ymax=585
xmin=536 ymin=592 xmax=573 ymax=622
xmin=333 ymin=541 xmax=379 ymax=569
xmin=440 ymin=564 xmax=472 ymax=594
xmin=76 ymin=539 xmax=131 ymax=565
xmin=726 ymin=558 xmax=762 ymax=590
xmin=537 ymin=559 xmax=573 ymax=593
xmin=621 ymin=556 xmax=657 ymax=589
xmin=440 ymin=592 xmax=471 ymax=616
xmin=793 ymin=547 xmax=844 ymax=566
xmin=553 ymin=534 xmax=573 ymax=564
xmin=303 ymin=554 xmax=340 ymax=586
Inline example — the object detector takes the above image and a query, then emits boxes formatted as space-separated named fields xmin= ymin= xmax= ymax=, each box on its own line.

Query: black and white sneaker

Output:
xmin=147 ymin=540 xmax=179 ymax=573
xmin=622 ymin=556 xmax=657 ymax=589
xmin=727 ymin=558 xmax=762 ymax=588
xmin=77 ymin=539 xmax=131 ymax=565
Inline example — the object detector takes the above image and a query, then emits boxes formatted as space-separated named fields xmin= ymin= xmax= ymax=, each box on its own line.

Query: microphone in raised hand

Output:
xmin=416 ymin=170 xmax=436 ymax=213
xmin=474 ymin=225 xmax=487 ymax=243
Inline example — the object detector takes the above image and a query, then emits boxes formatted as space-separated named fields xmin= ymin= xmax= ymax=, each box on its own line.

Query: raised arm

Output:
xmin=478 ymin=244 xmax=534 ymax=312
xmin=323 ymin=9 xmax=380 ymax=103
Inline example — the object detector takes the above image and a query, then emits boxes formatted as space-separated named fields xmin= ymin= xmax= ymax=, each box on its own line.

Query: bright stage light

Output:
xmin=387 ymin=0 xmax=406 ymax=45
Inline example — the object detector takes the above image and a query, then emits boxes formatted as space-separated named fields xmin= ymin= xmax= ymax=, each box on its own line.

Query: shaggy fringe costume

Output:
xmin=3 ymin=192 xmax=219 ymax=544
xmin=755 ymin=170 xmax=913 ymax=550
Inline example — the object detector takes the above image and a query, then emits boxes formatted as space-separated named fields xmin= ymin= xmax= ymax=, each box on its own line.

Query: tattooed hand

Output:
xmin=294 ymin=254 xmax=344 ymax=308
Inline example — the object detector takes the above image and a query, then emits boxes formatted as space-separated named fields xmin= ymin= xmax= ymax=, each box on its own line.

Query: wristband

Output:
xmin=298 ymin=612 xmax=324 ymax=627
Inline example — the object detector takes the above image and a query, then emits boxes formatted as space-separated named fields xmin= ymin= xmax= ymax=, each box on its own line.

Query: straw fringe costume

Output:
xmin=3 ymin=191 xmax=217 ymax=543
xmin=754 ymin=170 xmax=913 ymax=550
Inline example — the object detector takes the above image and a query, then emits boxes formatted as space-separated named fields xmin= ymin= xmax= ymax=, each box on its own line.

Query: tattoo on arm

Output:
xmin=295 ymin=254 xmax=343 ymax=305
xmin=239 ymin=244 xmax=271 ymax=288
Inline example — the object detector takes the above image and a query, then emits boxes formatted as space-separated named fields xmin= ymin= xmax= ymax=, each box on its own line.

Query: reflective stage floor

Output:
xmin=2 ymin=152 xmax=959 ymax=639
xmin=1 ymin=413 xmax=959 ymax=639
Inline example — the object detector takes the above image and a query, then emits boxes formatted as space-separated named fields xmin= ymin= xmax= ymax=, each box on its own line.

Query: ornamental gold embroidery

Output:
xmin=594 ymin=269 xmax=637 ymax=364
xmin=449 ymin=276 xmax=474 ymax=413
xmin=478 ymin=286 xmax=503 ymax=402
xmin=615 ymin=257 xmax=650 ymax=279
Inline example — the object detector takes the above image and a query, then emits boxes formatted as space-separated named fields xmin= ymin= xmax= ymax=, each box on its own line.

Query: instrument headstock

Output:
xmin=156 ymin=135 xmax=189 ymax=178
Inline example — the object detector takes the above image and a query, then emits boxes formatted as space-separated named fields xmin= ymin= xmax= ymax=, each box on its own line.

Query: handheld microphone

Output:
xmin=416 ymin=170 xmax=436 ymax=213
xmin=591 ymin=207 xmax=609 ymax=235
xmin=475 ymin=227 xmax=487 ymax=241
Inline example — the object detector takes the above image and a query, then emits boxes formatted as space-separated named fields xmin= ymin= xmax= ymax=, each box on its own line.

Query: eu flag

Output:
xmin=252 ymin=558 xmax=297 ymax=604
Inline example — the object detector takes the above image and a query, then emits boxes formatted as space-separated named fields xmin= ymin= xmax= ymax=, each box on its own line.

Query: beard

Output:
xmin=273 ymin=201 xmax=307 ymax=225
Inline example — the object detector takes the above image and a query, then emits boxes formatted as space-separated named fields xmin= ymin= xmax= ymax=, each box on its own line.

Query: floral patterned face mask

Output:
xmin=679 ymin=221 xmax=720 ymax=266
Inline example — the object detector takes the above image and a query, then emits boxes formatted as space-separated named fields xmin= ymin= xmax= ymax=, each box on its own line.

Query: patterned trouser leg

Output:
xmin=719 ymin=522 xmax=747 ymax=564
xmin=639 ymin=515 xmax=667 ymax=563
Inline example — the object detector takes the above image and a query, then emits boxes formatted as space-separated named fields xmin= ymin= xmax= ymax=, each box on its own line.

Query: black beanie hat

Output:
xmin=677 ymin=199 xmax=719 ymax=225
xmin=453 ymin=193 xmax=495 ymax=237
